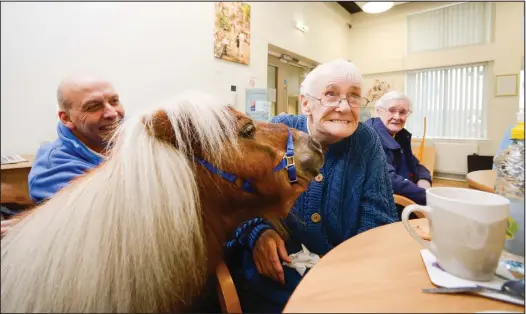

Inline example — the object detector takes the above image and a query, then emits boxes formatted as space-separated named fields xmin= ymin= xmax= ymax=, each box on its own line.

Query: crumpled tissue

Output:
xmin=282 ymin=244 xmax=321 ymax=276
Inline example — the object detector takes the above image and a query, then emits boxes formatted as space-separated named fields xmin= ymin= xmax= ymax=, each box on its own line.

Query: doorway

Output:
xmin=267 ymin=65 xmax=278 ymax=118
xmin=267 ymin=44 xmax=318 ymax=115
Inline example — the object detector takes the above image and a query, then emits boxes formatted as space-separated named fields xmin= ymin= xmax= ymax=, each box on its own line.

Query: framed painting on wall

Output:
xmin=495 ymin=74 xmax=519 ymax=97
xmin=214 ymin=2 xmax=251 ymax=65
xmin=365 ymin=79 xmax=391 ymax=105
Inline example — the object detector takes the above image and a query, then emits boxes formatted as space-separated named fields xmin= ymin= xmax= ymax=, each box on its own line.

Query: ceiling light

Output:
xmin=362 ymin=2 xmax=394 ymax=14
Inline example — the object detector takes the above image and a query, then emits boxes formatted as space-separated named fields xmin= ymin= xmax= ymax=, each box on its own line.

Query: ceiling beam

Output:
xmin=337 ymin=1 xmax=362 ymax=15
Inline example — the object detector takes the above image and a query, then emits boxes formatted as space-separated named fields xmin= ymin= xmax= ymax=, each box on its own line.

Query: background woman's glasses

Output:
xmin=381 ymin=107 xmax=412 ymax=118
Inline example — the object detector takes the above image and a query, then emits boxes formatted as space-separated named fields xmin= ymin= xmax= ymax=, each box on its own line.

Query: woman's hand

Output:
xmin=1 ymin=218 xmax=20 ymax=236
xmin=417 ymin=179 xmax=431 ymax=190
xmin=253 ymin=229 xmax=291 ymax=284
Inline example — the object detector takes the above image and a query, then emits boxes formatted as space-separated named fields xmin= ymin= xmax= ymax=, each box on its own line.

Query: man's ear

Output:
xmin=300 ymin=95 xmax=311 ymax=116
xmin=58 ymin=110 xmax=75 ymax=130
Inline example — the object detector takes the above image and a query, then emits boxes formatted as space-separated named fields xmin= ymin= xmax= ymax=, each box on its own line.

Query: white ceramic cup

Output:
xmin=402 ymin=187 xmax=510 ymax=282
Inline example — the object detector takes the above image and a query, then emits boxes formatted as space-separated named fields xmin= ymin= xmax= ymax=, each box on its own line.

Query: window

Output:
xmin=407 ymin=2 xmax=492 ymax=54
xmin=405 ymin=63 xmax=488 ymax=140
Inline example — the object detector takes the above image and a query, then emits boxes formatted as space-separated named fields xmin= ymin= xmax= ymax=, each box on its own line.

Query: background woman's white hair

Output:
xmin=375 ymin=90 xmax=413 ymax=111
xmin=300 ymin=59 xmax=363 ymax=97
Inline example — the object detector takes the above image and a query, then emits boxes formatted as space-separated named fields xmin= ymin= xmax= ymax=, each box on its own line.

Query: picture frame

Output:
xmin=495 ymin=74 xmax=519 ymax=97
xmin=214 ymin=2 xmax=251 ymax=65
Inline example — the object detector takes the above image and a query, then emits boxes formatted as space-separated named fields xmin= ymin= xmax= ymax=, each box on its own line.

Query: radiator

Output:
xmin=433 ymin=142 xmax=479 ymax=175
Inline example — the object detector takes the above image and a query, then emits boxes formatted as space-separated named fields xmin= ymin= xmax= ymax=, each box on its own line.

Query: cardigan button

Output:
xmin=314 ymin=174 xmax=324 ymax=182
xmin=311 ymin=213 xmax=322 ymax=223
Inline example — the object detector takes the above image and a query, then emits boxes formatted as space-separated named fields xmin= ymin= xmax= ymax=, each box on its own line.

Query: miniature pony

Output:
xmin=1 ymin=92 xmax=324 ymax=313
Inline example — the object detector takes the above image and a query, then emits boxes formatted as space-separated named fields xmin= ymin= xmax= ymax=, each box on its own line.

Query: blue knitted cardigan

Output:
xmin=225 ymin=114 xmax=399 ymax=313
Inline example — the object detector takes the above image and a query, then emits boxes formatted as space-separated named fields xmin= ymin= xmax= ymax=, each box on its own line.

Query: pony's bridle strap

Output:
xmin=271 ymin=128 xmax=298 ymax=184
xmin=195 ymin=158 xmax=256 ymax=193
xmin=195 ymin=128 xmax=298 ymax=193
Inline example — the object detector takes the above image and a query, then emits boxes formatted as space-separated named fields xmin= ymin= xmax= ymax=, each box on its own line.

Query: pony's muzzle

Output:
xmin=308 ymin=137 xmax=322 ymax=152
xmin=293 ymin=132 xmax=324 ymax=179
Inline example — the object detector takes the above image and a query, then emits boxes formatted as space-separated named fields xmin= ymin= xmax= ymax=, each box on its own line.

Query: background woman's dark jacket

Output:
xmin=364 ymin=117 xmax=432 ymax=205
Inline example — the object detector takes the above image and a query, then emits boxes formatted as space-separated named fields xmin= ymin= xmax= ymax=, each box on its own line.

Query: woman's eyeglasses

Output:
xmin=380 ymin=107 xmax=412 ymax=118
xmin=307 ymin=94 xmax=370 ymax=108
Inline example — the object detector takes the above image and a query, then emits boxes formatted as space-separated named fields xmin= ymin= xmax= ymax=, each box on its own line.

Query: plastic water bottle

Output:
xmin=494 ymin=110 xmax=525 ymax=257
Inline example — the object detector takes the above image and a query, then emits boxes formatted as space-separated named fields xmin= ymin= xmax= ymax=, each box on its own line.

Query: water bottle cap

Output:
xmin=511 ymin=121 xmax=524 ymax=140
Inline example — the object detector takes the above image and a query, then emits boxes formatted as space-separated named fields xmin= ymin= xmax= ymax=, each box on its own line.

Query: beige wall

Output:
xmin=1 ymin=2 xmax=352 ymax=155
xmin=349 ymin=2 xmax=524 ymax=157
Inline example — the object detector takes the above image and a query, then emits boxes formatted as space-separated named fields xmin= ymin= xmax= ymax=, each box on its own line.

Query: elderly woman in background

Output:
xmin=364 ymin=90 xmax=432 ymax=207
xmin=225 ymin=59 xmax=399 ymax=313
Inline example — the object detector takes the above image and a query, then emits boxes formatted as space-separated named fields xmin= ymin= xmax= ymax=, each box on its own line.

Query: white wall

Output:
xmin=348 ymin=2 xmax=524 ymax=174
xmin=1 ymin=2 xmax=352 ymax=155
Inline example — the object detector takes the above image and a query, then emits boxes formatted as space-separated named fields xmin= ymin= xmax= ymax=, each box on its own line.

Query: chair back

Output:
xmin=393 ymin=194 xmax=425 ymax=219
xmin=216 ymin=261 xmax=242 ymax=313
xmin=413 ymin=116 xmax=427 ymax=162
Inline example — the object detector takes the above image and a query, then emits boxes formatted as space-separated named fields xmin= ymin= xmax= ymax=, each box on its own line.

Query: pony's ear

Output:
xmin=147 ymin=110 xmax=177 ymax=144
xmin=145 ymin=109 xmax=200 ymax=155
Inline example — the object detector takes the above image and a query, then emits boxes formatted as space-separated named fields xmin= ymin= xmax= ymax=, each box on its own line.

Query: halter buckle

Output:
xmin=284 ymin=155 xmax=295 ymax=169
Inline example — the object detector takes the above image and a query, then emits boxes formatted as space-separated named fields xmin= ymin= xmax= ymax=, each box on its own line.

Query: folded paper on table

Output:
xmin=1 ymin=155 xmax=27 ymax=165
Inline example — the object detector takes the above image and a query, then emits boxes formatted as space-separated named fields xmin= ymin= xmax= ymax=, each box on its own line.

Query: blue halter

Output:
xmin=195 ymin=128 xmax=298 ymax=193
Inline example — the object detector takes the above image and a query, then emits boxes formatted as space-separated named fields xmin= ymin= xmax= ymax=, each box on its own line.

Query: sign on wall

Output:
xmin=245 ymin=88 xmax=270 ymax=122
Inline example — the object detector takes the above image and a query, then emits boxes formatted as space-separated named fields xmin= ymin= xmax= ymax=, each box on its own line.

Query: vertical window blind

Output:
xmin=405 ymin=63 xmax=488 ymax=140
xmin=407 ymin=2 xmax=492 ymax=54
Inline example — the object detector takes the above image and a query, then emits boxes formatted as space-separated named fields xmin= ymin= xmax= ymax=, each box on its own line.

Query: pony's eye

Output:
xmin=240 ymin=124 xmax=256 ymax=138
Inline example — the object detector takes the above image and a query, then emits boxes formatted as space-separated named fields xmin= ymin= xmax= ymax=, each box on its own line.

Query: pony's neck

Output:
xmin=197 ymin=182 xmax=288 ymax=274
xmin=198 ymin=190 xmax=241 ymax=271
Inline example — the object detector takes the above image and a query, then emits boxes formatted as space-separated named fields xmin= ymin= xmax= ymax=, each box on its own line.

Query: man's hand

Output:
xmin=417 ymin=179 xmax=431 ymax=190
xmin=253 ymin=229 xmax=291 ymax=284
xmin=1 ymin=218 xmax=20 ymax=236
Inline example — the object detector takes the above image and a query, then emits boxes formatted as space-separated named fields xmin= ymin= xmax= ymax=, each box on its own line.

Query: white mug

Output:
xmin=402 ymin=187 xmax=510 ymax=282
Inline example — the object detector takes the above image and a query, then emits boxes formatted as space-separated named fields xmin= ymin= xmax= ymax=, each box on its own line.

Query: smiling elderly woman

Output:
xmin=225 ymin=59 xmax=399 ymax=313
xmin=364 ymin=91 xmax=432 ymax=207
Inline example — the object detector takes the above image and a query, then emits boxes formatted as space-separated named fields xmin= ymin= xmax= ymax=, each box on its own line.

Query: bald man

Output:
xmin=28 ymin=76 xmax=125 ymax=204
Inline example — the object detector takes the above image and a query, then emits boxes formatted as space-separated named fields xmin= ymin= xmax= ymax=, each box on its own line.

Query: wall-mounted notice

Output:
xmin=245 ymin=88 xmax=270 ymax=122
xmin=268 ymin=88 xmax=277 ymax=102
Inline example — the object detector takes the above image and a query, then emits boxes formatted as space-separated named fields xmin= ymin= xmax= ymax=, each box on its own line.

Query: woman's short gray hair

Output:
xmin=300 ymin=59 xmax=363 ymax=98
xmin=375 ymin=90 xmax=412 ymax=111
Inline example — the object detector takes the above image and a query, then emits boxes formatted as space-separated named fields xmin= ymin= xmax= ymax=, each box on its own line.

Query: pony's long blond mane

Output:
xmin=1 ymin=92 xmax=238 ymax=313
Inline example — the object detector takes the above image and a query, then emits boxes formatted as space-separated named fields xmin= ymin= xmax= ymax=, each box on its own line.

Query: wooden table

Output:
xmin=467 ymin=169 xmax=497 ymax=193
xmin=283 ymin=219 xmax=523 ymax=313
xmin=1 ymin=154 xmax=35 ymax=205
